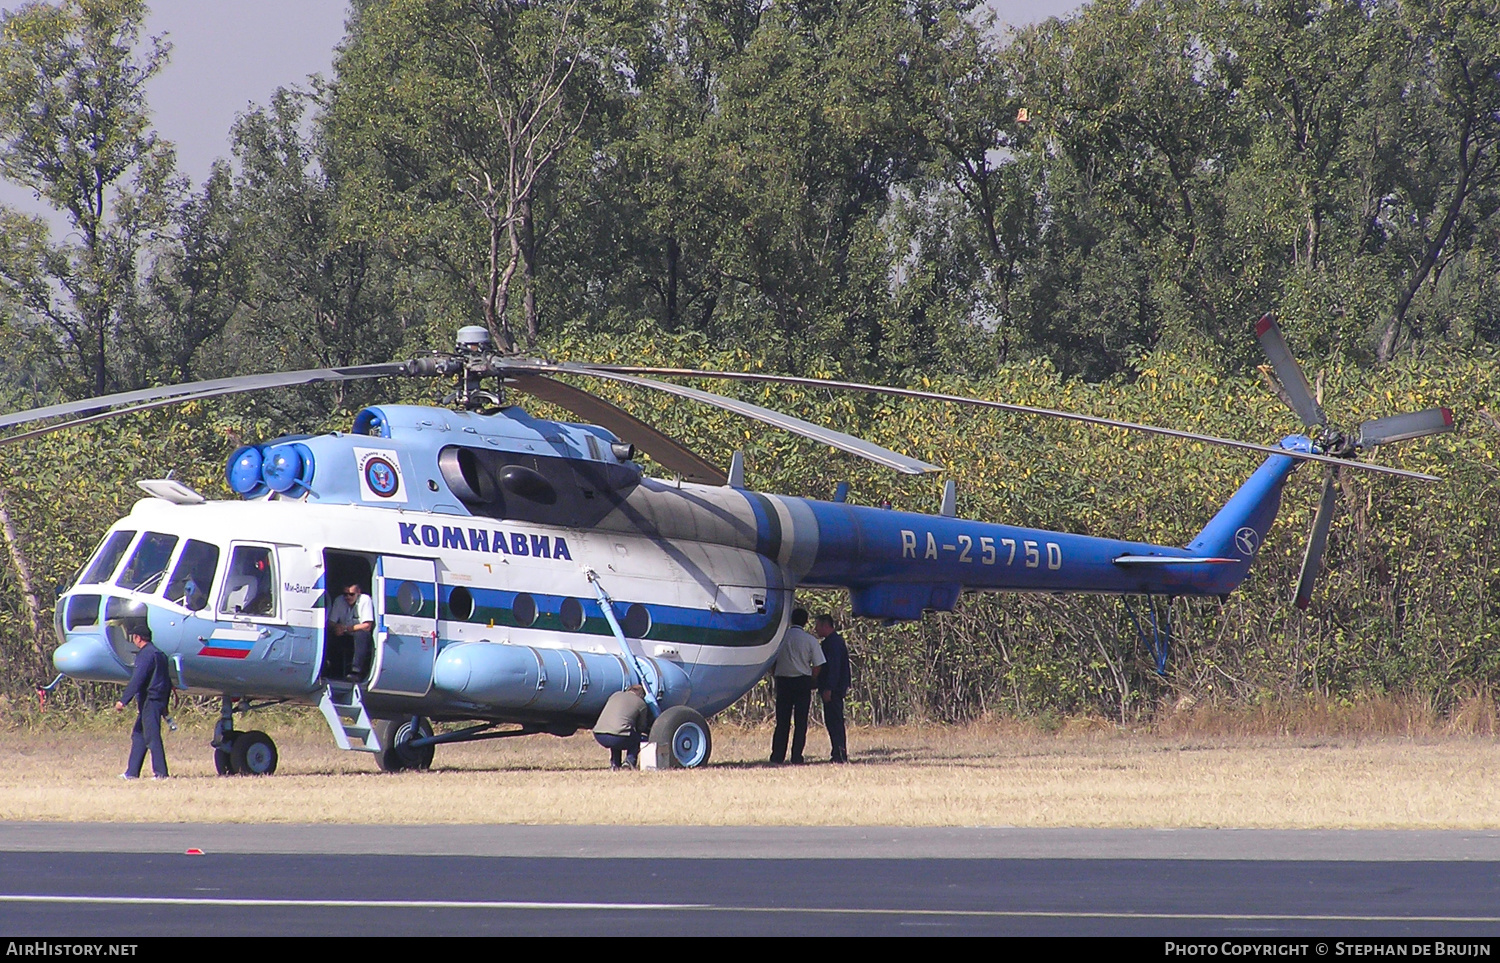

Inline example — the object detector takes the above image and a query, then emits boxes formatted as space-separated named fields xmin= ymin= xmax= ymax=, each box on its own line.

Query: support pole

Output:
xmin=584 ymin=569 xmax=659 ymax=713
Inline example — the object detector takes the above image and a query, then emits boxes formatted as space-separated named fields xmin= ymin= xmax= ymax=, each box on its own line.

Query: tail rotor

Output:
xmin=1254 ymin=314 xmax=1453 ymax=609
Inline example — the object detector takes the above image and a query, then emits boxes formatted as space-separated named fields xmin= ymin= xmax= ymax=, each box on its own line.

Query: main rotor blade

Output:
xmin=577 ymin=365 xmax=1440 ymax=482
xmin=1357 ymin=408 xmax=1455 ymax=448
xmin=504 ymin=362 xmax=942 ymax=475
xmin=0 ymin=386 xmax=246 ymax=447
xmin=1254 ymin=314 xmax=1326 ymax=429
xmin=0 ymin=363 xmax=409 ymax=432
xmin=505 ymin=373 xmax=727 ymax=485
xmin=1295 ymin=468 xmax=1340 ymax=610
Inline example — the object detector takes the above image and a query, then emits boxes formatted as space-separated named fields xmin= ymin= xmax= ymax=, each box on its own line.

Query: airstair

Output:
xmin=318 ymin=682 xmax=382 ymax=753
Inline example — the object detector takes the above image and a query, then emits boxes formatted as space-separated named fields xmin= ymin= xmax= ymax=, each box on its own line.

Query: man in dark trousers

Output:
xmin=114 ymin=622 xmax=171 ymax=779
xmin=814 ymin=613 xmax=850 ymax=763
xmin=770 ymin=607 xmax=824 ymax=764
xmin=594 ymin=684 xmax=652 ymax=770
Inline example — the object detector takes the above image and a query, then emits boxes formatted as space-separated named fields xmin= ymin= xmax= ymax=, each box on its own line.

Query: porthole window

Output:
xmin=622 ymin=603 xmax=651 ymax=638
xmin=446 ymin=585 xmax=474 ymax=622
xmin=396 ymin=580 xmax=424 ymax=616
xmin=560 ymin=597 xmax=584 ymax=631
xmin=512 ymin=592 xmax=537 ymax=628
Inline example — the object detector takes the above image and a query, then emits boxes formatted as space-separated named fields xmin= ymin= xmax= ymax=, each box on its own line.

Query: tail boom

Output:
xmin=789 ymin=441 xmax=1305 ymax=619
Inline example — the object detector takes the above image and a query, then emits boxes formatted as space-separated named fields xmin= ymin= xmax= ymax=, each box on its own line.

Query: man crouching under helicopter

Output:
xmin=594 ymin=685 xmax=651 ymax=770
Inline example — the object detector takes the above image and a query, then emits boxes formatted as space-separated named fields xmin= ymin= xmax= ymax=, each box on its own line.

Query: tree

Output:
xmin=0 ymin=0 xmax=177 ymax=398
xmin=1374 ymin=0 xmax=1500 ymax=360
xmin=331 ymin=0 xmax=597 ymax=349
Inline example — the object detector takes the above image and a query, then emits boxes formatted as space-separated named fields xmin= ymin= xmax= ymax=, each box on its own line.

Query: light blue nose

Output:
xmin=53 ymin=636 xmax=130 ymax=682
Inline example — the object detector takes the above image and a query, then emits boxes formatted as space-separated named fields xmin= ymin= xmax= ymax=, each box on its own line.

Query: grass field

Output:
xmin=2 ymin=702 xmax=1497 ymax=828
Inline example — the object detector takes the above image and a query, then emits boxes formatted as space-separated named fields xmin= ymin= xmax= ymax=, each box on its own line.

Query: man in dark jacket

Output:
xmin=593 ymin=684 xmax=652 ymax=770
xmin=814 ymin=614 xmax=850 ymax=763
xmin=114 ymin=622 xmax=171 ymax=779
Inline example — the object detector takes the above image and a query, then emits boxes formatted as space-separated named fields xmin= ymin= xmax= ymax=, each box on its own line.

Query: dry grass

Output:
xmin=2 ymin=699 xmax=1499 ymax=828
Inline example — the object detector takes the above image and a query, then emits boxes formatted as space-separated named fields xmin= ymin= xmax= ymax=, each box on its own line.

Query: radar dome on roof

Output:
xmin=456 ymin=326 xmax=492 ymax=350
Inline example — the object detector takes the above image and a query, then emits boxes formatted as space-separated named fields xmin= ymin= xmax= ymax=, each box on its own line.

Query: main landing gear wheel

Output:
xmin=374 ymin=717 xmax=435 ymax=772
xmin=214 ymin=745 xmax=236 ymax=775
xmin=649 ymin=706 xmax=712 ymax=769
xmin=229 ymin=730 xmax=278 ymax=776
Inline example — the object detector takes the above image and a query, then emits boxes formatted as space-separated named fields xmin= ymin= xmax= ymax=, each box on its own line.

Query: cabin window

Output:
xmin=623 ymin=603 xmax=651 ymax=639
xmin=395 ymin=580 xmax=426 ymax=617
xmin=166 ymin=540 xmax=220 ymax=610
xmin=220 ymin=545 xmax=277 ymax=617
xmin=78 ymin=530 xmax=136 ymax=585
xmin=512 ymin=592 xmax=537 ymax=627
xmin=117 ymin=532 xmax=179 ymax=593
xmin=560 ymin=597 xmax=585 ymax=631
xmin=444 ymin=585 xmax=475 ymax=622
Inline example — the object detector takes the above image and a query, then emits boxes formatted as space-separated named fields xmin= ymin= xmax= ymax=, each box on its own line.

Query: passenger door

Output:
xmin=368 ymin=555 xmax=437 ymax=697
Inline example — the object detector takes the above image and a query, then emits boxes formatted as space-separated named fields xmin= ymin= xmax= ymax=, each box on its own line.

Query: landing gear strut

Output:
xmin=211 ymin=696 xmax=281 ymax=775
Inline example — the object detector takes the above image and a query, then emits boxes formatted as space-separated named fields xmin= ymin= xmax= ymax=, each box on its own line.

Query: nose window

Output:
xmin=64 ymin=594 xmax=100 ymax=630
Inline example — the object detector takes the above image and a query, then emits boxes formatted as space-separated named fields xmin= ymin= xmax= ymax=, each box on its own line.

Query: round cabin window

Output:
xmin=512 ymin=592 xmax=537 ymax=628
xmin=396 ymin=580 xmax=424 ymax=617
xmin=446 ymin=585 xmax=474 ymax=622
xmin=560 ymin=597 xmax=585 ymax=631
xmin=622 ymin=603 xmax=651 ymax=639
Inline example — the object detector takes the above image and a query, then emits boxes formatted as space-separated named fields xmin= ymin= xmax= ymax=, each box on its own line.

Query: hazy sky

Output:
xmin=0 ymin=0 xmax=1085 ymax=223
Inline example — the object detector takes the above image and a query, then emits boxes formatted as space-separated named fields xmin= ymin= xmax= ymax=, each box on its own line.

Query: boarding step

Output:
xmin=318 ymin=682 xmax=382 ymax=753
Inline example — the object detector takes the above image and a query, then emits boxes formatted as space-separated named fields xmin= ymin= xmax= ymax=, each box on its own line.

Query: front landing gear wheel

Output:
xmin=229 ymin=730 xmax=278 ymax=775
xmin=214 ymin=747 xmax=236 ymax=775
xmin=374 ymin=717 xmax=434 ymax=772
xmin=649 ymin=706 xmax=712 ymax=769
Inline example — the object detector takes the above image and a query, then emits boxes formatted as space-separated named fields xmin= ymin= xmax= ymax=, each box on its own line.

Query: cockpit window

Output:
xmin=166 ymin=540 xmax=220 ymax=610
xmin=220 ymin=545 xmax=276 ymax=617
xmin=116 ymin=532 xmax=179 ymax=593
xmin=78 ymin=530 xmax=136 ymax=585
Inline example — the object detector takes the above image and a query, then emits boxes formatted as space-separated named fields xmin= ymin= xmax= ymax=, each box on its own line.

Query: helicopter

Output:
xmin=12 ymin=315 xmax=1451 ymax=773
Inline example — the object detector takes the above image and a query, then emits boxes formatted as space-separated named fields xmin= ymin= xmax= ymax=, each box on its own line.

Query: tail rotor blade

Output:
xmin=1254 ymin=314 xmax=1326 ymax=429
xmin=1294 ymin=468 xmax=1340 ymax=610
xmin=1357 ymin=408 xmax=1454 ymax=448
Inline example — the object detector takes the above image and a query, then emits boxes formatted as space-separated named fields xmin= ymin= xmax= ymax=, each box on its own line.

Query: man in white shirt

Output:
xmin=328 ymin=582 xmax=375 ymax=681
xmin=769 ymin=607 xmax=825 ymax=764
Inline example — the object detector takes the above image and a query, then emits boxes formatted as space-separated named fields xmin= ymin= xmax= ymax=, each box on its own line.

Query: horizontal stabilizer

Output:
xmin=1113 ymin=555 xmax=1238 ymax=566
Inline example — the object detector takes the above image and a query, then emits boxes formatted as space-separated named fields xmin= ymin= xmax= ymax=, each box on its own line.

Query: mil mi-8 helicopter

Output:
xmin=13 ymin=315 xmax=1451 ymax=774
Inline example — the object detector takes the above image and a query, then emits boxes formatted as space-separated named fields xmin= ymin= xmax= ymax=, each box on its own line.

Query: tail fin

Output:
xmin=1185 ymin=438 xmax=1309 ymax=594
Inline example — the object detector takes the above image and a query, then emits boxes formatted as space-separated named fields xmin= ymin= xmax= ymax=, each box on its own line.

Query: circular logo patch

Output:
xmin=364 ymin=456 xmax=400 ymax=498
xmin=1234 ymin=526 xmax=1260 ymax=557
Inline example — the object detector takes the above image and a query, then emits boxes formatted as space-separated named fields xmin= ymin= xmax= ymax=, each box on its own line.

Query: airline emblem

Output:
xmin=356 ymin=448 xmax=406 ymax=502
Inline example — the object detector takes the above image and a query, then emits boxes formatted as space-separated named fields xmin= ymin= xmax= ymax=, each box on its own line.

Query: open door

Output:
xmin=368 ymin=555 xmax=437 ymax=697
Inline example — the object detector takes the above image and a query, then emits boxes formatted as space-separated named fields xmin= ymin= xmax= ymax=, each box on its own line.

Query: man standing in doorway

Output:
xmin=815 ymin=613 xmax=850 ymax=763
xmin=770 ymin=608 xmax=824 ymax=764
xmin=115 ymin=623 xmax=170 ymax=779
xmin=329 ymin=582 xmax=375 ymax=681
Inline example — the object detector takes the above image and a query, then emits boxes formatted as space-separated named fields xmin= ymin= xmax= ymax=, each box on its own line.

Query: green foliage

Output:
xmin=0 ymin=0 xmax=179 ymax=398
xmin=2 ymin=0 xmax=1500 ymax=724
